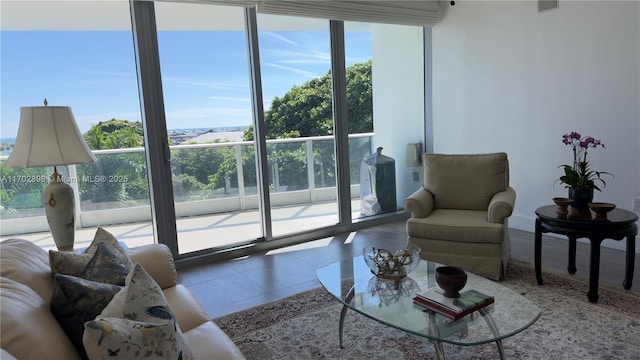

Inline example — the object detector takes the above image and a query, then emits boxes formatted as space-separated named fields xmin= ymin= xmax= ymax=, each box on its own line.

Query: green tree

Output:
xmin=80 ymin=119 xmax=148 ymax=208
xmin=84 ymin=119 xmax=144 ymax=149
xmin=243 ymin=60 xmax=372 ymax=141
xmin=84 ymin=125 xmax=107 ymax=150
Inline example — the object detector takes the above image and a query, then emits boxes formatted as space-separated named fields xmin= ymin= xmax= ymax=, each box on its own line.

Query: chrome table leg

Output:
xmin=339 ymin=286 xmax=356 ymax=348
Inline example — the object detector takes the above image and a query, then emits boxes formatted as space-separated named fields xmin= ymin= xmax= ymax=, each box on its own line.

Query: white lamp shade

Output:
xmin=4 ymin=106 xmax=96 ymax=168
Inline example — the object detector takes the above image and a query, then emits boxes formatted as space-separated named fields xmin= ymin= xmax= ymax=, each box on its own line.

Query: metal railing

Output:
xmin=0 ymin=133 xmax=373 ymax=236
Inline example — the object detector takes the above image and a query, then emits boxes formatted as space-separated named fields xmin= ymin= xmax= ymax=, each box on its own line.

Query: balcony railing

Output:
xmin=0 ymin=133 xmax=373 ymax=236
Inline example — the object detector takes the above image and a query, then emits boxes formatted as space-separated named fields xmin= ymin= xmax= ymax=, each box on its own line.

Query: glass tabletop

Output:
xmin=316 ymin=256 xmax=541 ymax=346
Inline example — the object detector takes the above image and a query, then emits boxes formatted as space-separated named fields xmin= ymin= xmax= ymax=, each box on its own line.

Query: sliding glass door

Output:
xmin=153 ymin=2 xmax=262 ymax=253
xmin=255 ymin=14 xmax=341 ymax=237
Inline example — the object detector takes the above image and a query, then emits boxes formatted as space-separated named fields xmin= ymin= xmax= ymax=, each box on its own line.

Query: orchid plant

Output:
xmin=557 ymin=131 xmax=612 ymax=191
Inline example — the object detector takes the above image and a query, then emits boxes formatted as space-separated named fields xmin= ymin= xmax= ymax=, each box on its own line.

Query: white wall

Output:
xmin=432 ymin=1 xmax=640 ymax=251
xmin=372 ymin=24 xmax=426 ymax=207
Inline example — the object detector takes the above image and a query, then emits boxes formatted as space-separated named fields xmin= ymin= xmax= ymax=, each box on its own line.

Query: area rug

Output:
xmin=213 ymin=259 xmax=640 ymax=359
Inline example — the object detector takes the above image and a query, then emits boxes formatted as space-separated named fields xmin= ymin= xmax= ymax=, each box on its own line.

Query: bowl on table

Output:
xmin=588 ymin=202 xmax=616 ymax=220
xmin=552 ymin=197 xmax=573 ymax=218
xmin=363 ymin=243 xmax=422 ymax=280
xmin=435 ymin=265 xmax=468 ymax=298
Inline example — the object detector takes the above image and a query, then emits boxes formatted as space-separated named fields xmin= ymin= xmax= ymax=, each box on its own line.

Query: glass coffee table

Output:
xmin=316 ymin=256 xmax=541 ymax=360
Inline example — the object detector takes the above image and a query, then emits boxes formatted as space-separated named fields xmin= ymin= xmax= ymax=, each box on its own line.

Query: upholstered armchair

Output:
xmin=404 ymin=153 xmax=516 ymax=281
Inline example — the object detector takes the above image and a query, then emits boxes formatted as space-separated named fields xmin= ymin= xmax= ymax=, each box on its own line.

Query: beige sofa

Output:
xmin=0 ymin=238 xmax=245 ymax=360
xmin=404 ymin=152 xmax=515 ymax=281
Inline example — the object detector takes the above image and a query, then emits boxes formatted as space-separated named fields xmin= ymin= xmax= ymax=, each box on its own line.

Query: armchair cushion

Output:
xmin=423 ymin=153 xmax=508 ymax=211
xmin=406 ymin=209 xmax=505 ymax=244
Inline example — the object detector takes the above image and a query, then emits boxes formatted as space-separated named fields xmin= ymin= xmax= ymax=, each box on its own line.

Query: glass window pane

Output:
xmin=1 ymin=1 xmax=152 ymax=250
xmin=257 ymin=14 xmax=339 ymax=237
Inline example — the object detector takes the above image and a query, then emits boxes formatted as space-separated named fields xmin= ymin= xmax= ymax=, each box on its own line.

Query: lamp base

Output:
xmin=43 ymin=173 xmax=75 ymax=251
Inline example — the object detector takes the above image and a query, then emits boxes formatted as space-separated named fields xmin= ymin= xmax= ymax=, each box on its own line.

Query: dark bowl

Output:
xmin=552 ymin=197 xmax=573 ymax=207
xmin=435 ymin=266 xmax=468 ymax=298
xmin=588 ymin=202 xmax=616 ymax=220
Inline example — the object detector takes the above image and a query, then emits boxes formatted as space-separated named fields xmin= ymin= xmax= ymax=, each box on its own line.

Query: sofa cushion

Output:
xmin=97 ymin=264 xmax=192 ymax=359
xmin=0 ymin=239 xmax=54 ymax=303
xmin=83 ymin=317 xmax=187 ymax=360
xmin=1 ymin=277 xmax=80 ymax=360
xmin=50 ymin=227 xmax=133 ymax=277
xmin=50 ymin=274 xmax=122 ymax=360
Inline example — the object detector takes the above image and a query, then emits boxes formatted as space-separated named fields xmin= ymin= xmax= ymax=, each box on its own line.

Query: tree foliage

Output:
xmin=78 ymin=119 xmax=148 ymax=208
xmin=84 ymin=119 xmax=144 ymax=150
xmin=243 ymin=60 xmax=372 ymax=140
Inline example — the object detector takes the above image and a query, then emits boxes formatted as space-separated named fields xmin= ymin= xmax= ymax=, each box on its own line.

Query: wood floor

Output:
xmin=177 ymin=220 xmax=640 ymax=319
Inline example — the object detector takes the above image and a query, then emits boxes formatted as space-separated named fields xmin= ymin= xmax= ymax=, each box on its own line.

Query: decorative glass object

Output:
xmin=363 ymin=243 xmax=422 ymax=279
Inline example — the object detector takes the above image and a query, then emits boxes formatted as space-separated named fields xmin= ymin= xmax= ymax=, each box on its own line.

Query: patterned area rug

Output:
xmin=213 ymin=259 xmax=640 ymax=359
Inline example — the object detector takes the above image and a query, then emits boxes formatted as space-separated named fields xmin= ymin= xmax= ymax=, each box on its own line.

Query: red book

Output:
xmin=413 ymin=288 xmax=494 ymax=320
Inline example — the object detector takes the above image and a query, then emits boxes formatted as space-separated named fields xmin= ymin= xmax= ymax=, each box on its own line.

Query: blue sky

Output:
xmin=1 ymin=29 xmax=371 ymax=139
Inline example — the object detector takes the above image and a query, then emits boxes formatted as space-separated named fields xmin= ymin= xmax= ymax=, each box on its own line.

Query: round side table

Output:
xmin=534 ymin=205 xmax=638 ymax=302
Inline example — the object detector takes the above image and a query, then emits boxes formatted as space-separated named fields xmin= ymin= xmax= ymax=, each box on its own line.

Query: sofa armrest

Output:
xmin=404 ymin=188 xmax=434 ymax=218
xmin=488 ymin=186 xmax=516 ymax=223
xmin=127 ymin=244 xmax=177 ymax=289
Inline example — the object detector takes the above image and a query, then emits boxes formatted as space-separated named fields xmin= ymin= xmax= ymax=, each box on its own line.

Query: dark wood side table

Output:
xmin=534 ymin=205 xmax=638 ymax=302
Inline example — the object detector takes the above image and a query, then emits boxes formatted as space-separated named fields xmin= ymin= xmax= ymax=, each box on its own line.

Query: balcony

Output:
xmin=1 ymin=133 xmax=375 ymax=253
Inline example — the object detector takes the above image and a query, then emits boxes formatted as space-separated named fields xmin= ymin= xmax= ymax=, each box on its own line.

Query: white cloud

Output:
xmin=164 ymin=76 xmax=243 ymax=91
xmin=208 ymin=96 xmax=250 ymax=102
xmin=262 ymin=32 xmax=299 ymax=46
xmin=262 ymin=62 xmax=319 ymax=78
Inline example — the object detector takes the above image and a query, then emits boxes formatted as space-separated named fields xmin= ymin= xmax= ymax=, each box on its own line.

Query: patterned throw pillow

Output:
xmin=80 ymin=243 xmax=131 ymax=286
xmin=87 ymin=264 xmax=192 ymax=360
xmin=83 ymin=318 xmax=188 ymax=359
xmin=49 ymin=227 xmax=133 ymax=276
xmin=50 ymin=274 xmax=122 ymax=360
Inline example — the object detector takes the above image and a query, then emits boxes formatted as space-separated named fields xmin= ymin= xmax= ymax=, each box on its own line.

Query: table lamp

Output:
xmin=4 ymin=100 xmax=96 ymax=251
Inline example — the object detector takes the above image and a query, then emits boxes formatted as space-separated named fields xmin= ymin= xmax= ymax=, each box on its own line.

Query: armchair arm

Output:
xmin=127 ymin=244 xmax=178 ymax=290
xmin=404 ymin=188 xmax=434 ymax=218
xmin=488 ymin=186 xmax=516 ymax=223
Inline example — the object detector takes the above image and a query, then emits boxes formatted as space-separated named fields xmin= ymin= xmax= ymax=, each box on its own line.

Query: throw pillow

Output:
xmin=49 ymin=227 xmax=132 ymax=276
xmin=83 ymin=318 xmax=188 ymax=359
xmin=50 ymin=274 xmax=122 ymax=360
xmin=80 ymin=242 xmax=131 ymax=286
xmin=95 ymin=264 xmax=192 ymax=359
